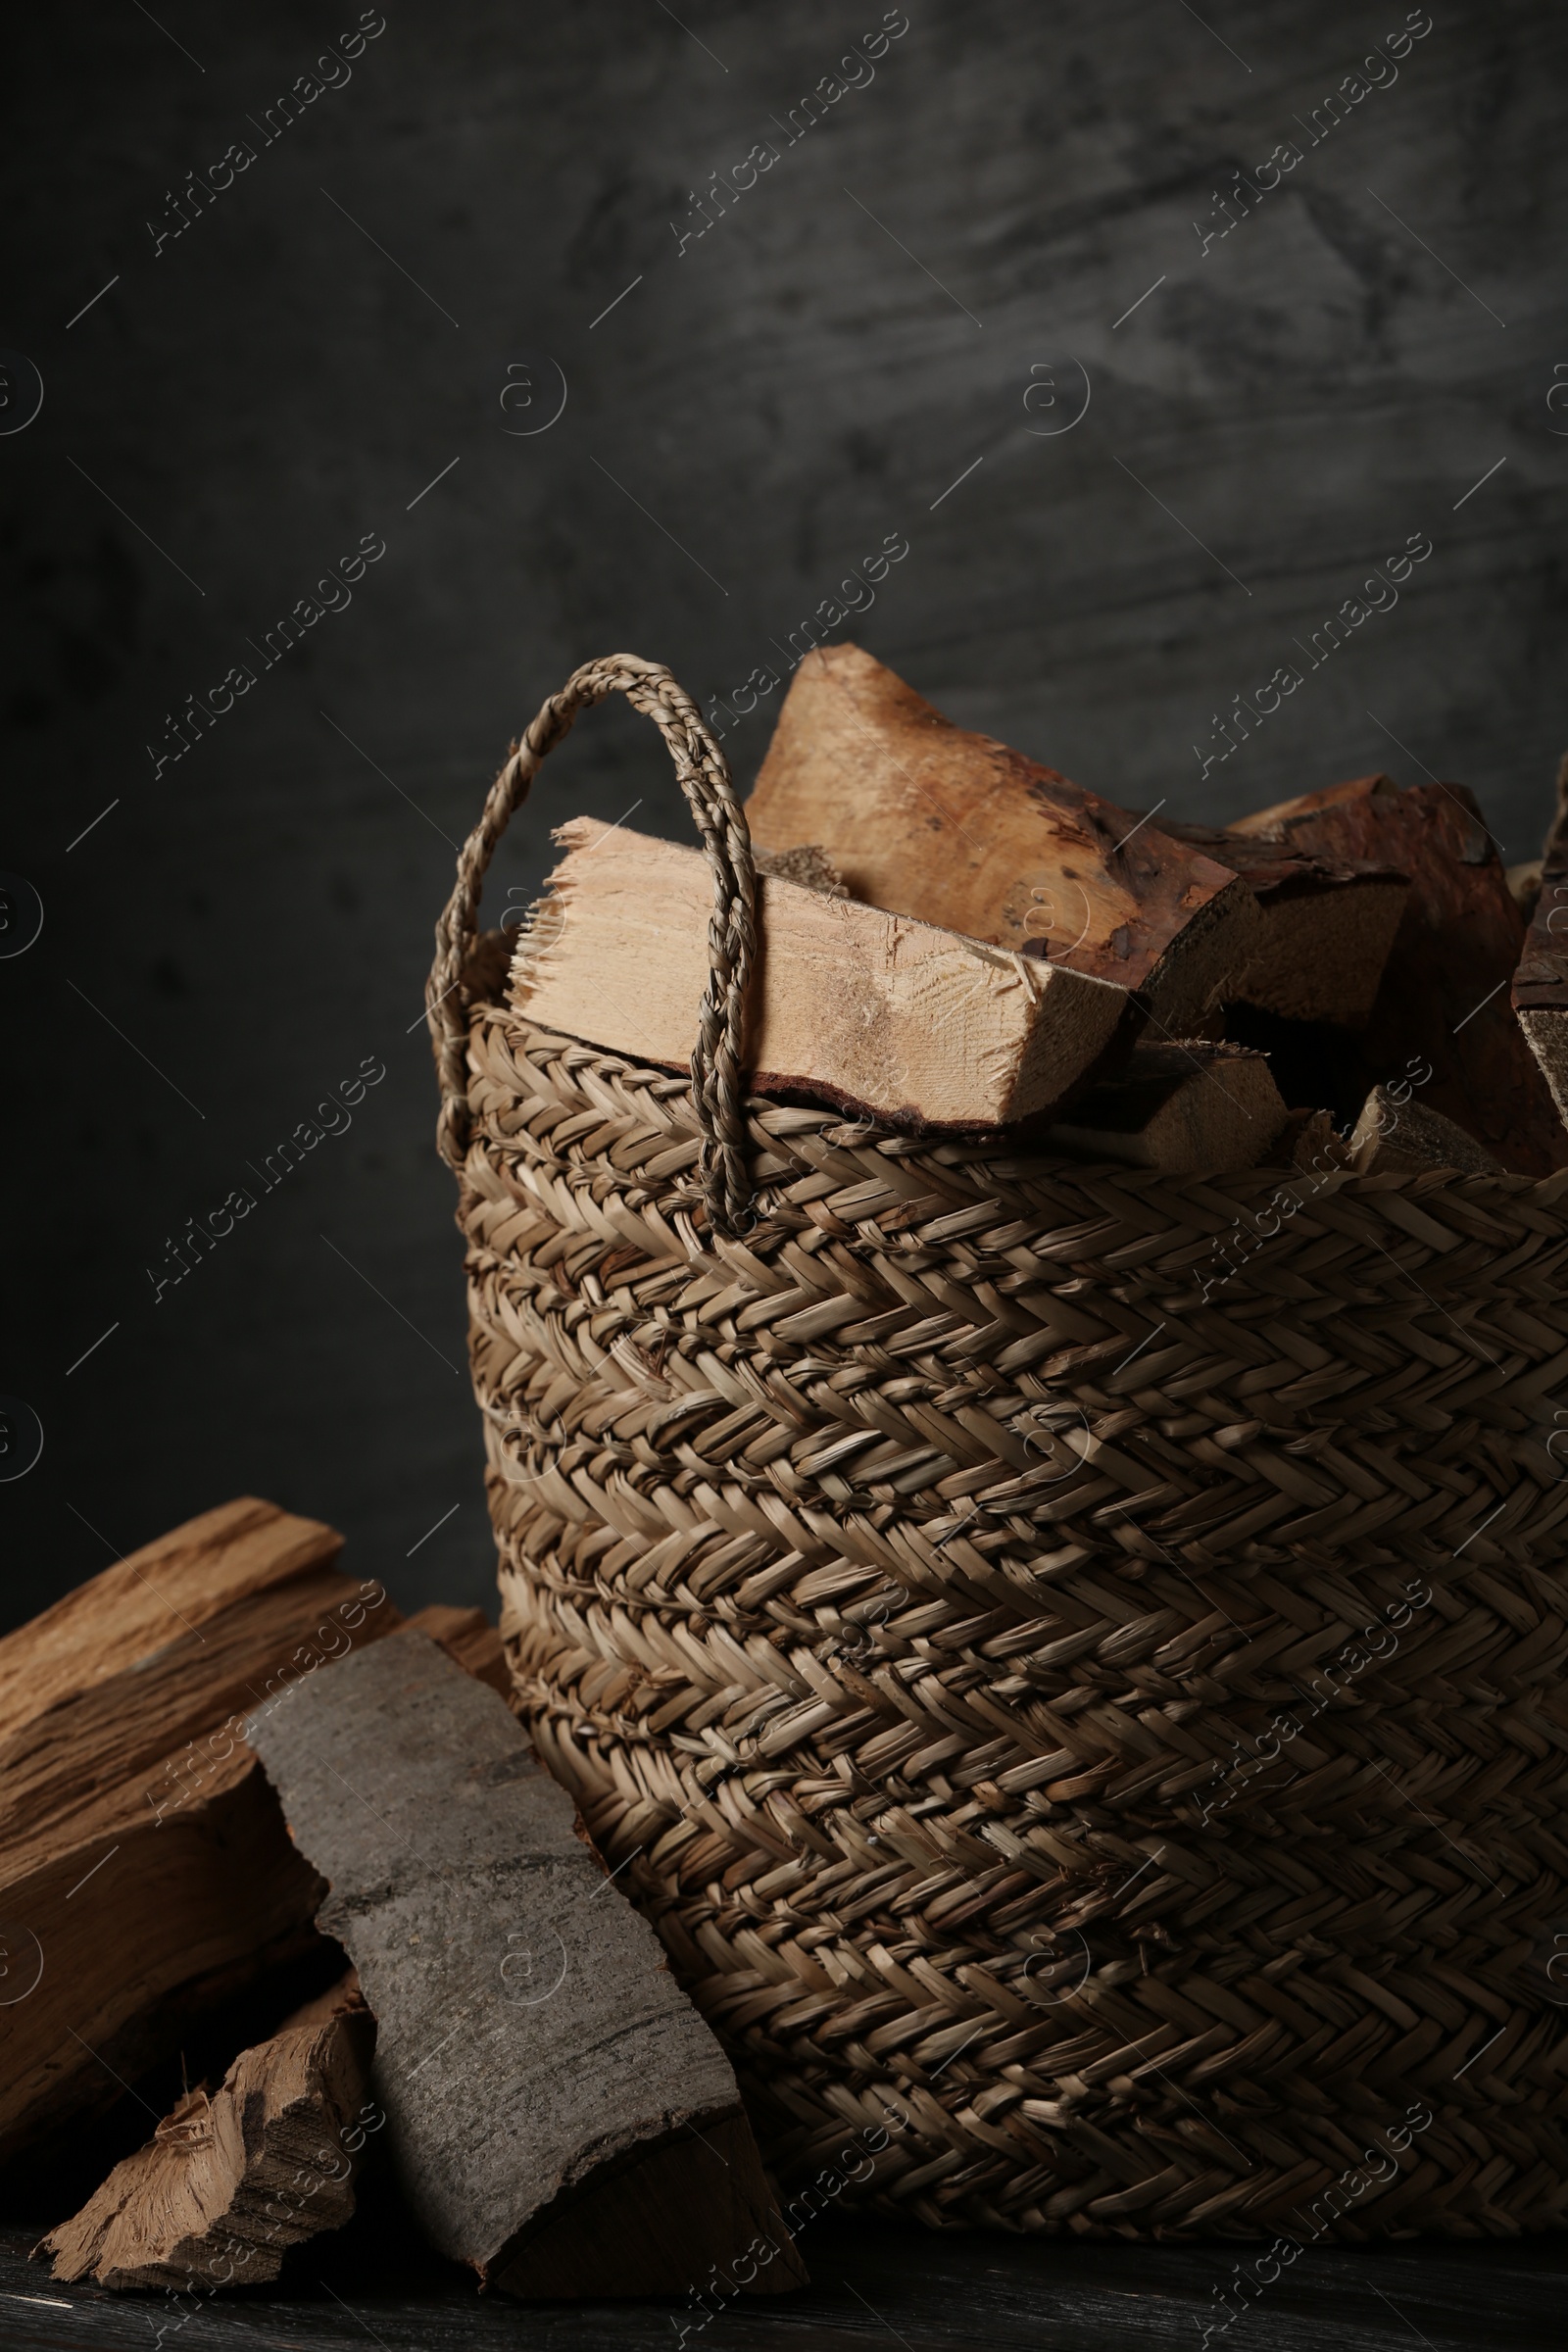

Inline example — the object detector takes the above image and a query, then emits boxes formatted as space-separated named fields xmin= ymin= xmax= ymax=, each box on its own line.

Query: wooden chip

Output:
xmin=39 ymin=1979 xmax=375 ymax=2291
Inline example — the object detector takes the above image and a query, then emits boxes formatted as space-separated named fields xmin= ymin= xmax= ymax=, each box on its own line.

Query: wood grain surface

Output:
xmin=514 ymin=816 xmax=1137 ymax=1130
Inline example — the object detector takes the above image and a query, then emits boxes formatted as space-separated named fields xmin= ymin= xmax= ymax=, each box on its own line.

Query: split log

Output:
xmin=512 ymin=817 xmax=1137 ymax=1132
xmin=1230 ymin=773 xmax=1568 ymax=1176
xmin=1349 ymin=1088 xmax=1505 ymax=1177
xmin=0 ymin=1496 xmax=403 ymax=2164
xmin=247 ymin=1631 xmax=806 ymax=2299
xmin=1044 ymin=1041 xmax=1287 ymax=1172
xmin=39 ymin=1977 xmax=375 ymax=2291
xmin=744 ymin=644 xmax=1260 ymax=1033
xmin=1156 ymin=821 xmax=1407 ymax=1026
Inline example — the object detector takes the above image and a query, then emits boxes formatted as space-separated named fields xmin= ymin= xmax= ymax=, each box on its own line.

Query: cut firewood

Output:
xmin=1043 ymin=1041 xmax=1288 ymax=1172
xmin=1230 ymin=773 xmax=1568 ymax=1176
xmin=39 ymin=1976 xmax=375 ymax=2291
xmin=1156 ymin=820 xmax=1408 ymax=1026
xmin=247 ymin=1630 xmax=806 ymax=2299
xmin=0 ymin=1496 xmax=404 ymax=2165
xmin=744 ymin=643 xmax=1260 ymax=1033
xmin=512 ymin=817 xmax=1137 ymax=1132
xmin=1349 ymin=1088 xmax=1505 ymax=1177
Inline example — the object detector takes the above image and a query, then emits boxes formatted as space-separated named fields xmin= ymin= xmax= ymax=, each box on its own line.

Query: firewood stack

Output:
xmin=514 ymin=644 xmax=1568 ymax=1180
xmin=10 ymin=1503 xmax=801 ymax=2302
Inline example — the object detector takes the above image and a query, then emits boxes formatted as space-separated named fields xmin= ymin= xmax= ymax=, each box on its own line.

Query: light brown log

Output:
xmin=247 ymin=1631 xmax=807 ymax=2300
xmin=0 ymin=1497 xmax=403 ymax=2163
xmin=1043 ymin=1042 xmax=1287 ymax=1172
xmin=1349 ymin=1088 xmax=1505 ymax=1176
xmin=1156 ymin=821 xmax=1408 ymax=1026
xmin=744 ymin=644 xmax=1259 ymax=1032
xmin=39 ymin=1978 xmax=375 ymax=2291
xmin=511 ymin=818 xmax=1137 ymax=1132
xmin=1230 ymin=773 xmax=1568 ymax=1175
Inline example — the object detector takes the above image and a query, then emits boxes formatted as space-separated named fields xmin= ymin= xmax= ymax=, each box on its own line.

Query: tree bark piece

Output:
xmin=743 ymin=643 xmax=1260 ymax=1033
xmin=1230 ymin=773 xmax=1568 ymax=1175
xmin=0 ymin=1496 xmax=403 ymax=2164
xmin=246 ymin=1630 xmax=806 ymax=2300
xmin=1156 ymin=820 xmax=1408 ymax=1026
xmin=1349 ymin=1088 xmax=1506 ymax=1176
xmin=1043 ymin=1041 xmax=1287 ymax=1172
xmin=512 ymin=817 xmax=1137 ymax=1133
xmin=38 ymin=1978 xmax=375 ymax=2291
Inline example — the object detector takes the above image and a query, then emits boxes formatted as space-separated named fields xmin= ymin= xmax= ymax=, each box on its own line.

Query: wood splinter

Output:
xmin=39 ymin=1976 xmax=375 ymax=2292
xmin=247 ymin=1630 xmax=807 ymax=2300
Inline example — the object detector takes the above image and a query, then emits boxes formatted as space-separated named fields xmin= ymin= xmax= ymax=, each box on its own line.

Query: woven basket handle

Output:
xmin=426 ymin=653 xmax=757 ymax=1235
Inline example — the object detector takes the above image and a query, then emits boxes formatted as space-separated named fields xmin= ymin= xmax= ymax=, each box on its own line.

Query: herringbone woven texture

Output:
xmin=454 ymin=1006 xmax=1568 ymax=2240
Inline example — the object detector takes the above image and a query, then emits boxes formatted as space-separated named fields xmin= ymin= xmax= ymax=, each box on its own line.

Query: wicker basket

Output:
xmin=427 ymin=656 xmax=1568 ymax=2241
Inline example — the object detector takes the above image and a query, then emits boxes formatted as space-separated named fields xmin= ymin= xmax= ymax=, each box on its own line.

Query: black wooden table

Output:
xmin=2 ymin=2209 xmax=1560 ymax=2351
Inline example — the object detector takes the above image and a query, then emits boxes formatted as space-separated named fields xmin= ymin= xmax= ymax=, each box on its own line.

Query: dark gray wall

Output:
xmin=5 ymin=1 xmax=1566 ymax=1626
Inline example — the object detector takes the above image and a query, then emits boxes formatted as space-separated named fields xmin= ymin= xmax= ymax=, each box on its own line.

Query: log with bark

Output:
xmin=247 ymin=1630 xmax=806 ymax=2300
xmin=1154 ymin=820 xmax=1408 ymax=1027
xmin=38 ymin=1976 xmax=376 ymax=2291
xmin=512 ymin=817 xmax=1138 ymax=1132
xmin=1348 ymin=1087 xmax=1505 ymax=1177
xmin=1229 ymin=772 xmax=1568 ymax=1175
xmin=0 ymin=1497 xmax=405 ymax=2166
xmin=743 ymin=643 xmax=1261 ymax=1034
xmin=1043 ymin=1041 xmax=1288 ymax=1172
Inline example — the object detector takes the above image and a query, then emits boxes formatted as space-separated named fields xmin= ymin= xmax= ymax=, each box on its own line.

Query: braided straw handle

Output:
xmin=426 ymin=654 xmax=758 ymax=1235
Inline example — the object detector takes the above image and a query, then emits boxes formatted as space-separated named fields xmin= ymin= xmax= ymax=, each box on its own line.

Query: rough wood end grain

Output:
xmin=511 ymin=817 xmax=1136 ymax=1132
xmin=38 ymin=1980 xmax=375 ymax=2291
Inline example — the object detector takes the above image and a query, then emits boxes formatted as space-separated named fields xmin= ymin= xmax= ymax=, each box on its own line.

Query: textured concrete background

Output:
xmin=4 ymin=1 xmax=1565 ymax=1626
